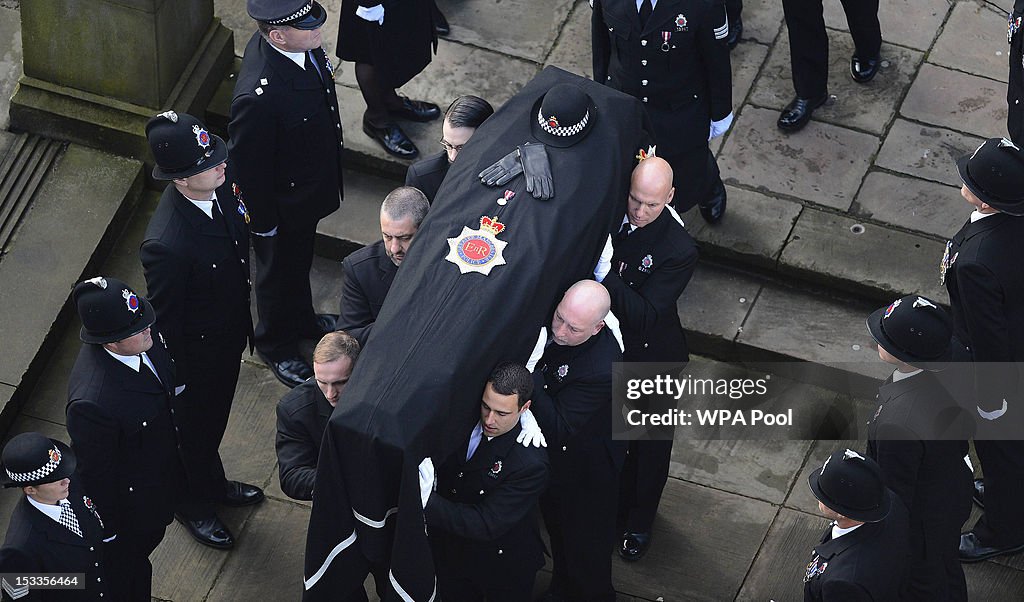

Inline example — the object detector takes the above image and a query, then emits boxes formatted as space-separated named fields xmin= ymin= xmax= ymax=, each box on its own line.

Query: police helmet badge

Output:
xmin=193 ymin=124 xmax=211 ymax=149
xmin=122 ymin=288 xmax=140 ymax=313
xmin=636 ymin=145 xmax=657 ymax=161
xmin=546 ymin=115 xmax=560 ymax=128
xmin=882 ymin=298 xmax=901 ymax=319
xmin=445 ymin=215 xmax=509 ymax=276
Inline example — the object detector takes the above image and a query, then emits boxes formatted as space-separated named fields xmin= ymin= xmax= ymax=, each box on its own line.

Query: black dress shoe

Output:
xmin=699 ymin=180 xmax=727 ymax=224
xmin=176 ymin=514 xmax=235 ymax=549
xmin=618 ymin=531 xmax=652 ymax=561
xmin=390 ymin=97 xmax=442 ymax=123
xmin=727 ymin=18 xmax=742 ymax=50
xmin=777 ymin=94 xmax=829 ymax=132
xmin=259 ymin=353 xmax=312 ymax=388
xmin=850 ymin=55 xmax=880 ymax=83
xmin=363 ymin=121 xmax=419 ymax=159
xmin=959 ymin=531 xmax=1024 ymax=563
xmin=973 ymin=478 xmax=985 ymax=508
xmin=223 ymin=480 xmax=265 ymax=507
xmin=433 ymin=6 xmax=450 ymax=36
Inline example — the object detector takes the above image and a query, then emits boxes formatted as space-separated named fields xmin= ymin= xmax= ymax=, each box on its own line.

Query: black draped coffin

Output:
xmin=303 ymin=66 xmax=650 ymax=601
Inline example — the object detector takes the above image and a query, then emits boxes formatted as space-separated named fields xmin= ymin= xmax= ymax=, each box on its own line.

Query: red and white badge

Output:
xmin=445 ymin=216 xmax=509 ymax=275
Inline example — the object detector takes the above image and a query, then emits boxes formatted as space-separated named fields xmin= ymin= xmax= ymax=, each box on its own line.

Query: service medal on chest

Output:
xmin=804 ymin=556 xmax=827 ymax=582
xmin=445 ymin=216 xmax=508 ymax=275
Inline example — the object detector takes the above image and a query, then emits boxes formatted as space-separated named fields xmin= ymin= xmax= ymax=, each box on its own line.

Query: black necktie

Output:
xmin=639 ymin=0 xmax=653 ymax=27
xmin=305 ymin=51 xmax=323 ymax=83
xmin=618 ymin=222 xmax=632 ymax=240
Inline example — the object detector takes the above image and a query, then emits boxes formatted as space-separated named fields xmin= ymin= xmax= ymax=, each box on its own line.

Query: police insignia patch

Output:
xmin=445 ymin=216 xmax=508 ymax=275
xmin=122 ymin=289 xmax=140 ymax=313
xmin=675 ymin=14 xmax=687 ymax=30
xmin=557 ymin=364 xmax=569 ymax=380
xmin=193 ymin=124 xmax=211 ymax=149
xmin=883 ymin=298 xmax=901 ymax=319
xmin=640 ymin=254 xmax=654 ymax=271
xmin=489 ymin=460 xmax=502 ymax=478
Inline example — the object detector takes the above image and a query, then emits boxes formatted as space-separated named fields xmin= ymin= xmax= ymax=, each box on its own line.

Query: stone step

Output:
xmin=0 ymin=140 xmax=144 ymax=432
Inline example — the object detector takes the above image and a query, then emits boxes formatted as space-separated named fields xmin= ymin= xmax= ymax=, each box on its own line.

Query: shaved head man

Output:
xmin=551 ymin=280 xmax=611 ymax=347
xmin=626 ymin=156 xmax=675 ymax=229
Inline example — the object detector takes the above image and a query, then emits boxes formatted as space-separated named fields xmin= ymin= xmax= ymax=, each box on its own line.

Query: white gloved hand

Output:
xmin=356 ymin=4 xmax=385 ymax=24
xmin=517 ymin=408 xmax=547 ymax=448
xmin=252 ymin=226 xmax=278 ymax=237
xmin=709 ymin=111 xmax=734 ymax=139
xmin=593 ymin=234 xmax=613 ymax=283
xmin=417 ymin=457 xmax=434 ymax=508
xmin=526 ymin=328 xmax=547 ymax=373
xmin=977 ymin=400 xmax=1008 ymax=421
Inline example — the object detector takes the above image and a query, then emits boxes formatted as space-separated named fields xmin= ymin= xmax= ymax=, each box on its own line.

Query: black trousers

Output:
xmin=436 ymin=571 xmax=536 ymax=602
xmin=106 ymin=527 xmax=165 ymax=601
xmin=618 ymin=439 xmax=673 ymax=533
xmin=972 ymin=440 xmax=1024 ymax=547
xmin=176 ymin=335 xmax=247 ymax=520
xmin=726 ymin=0 xmax=742 ymax=22
xmin=356 ymin=63 xmax=405 ymax=127
xmin=252 ymin=223 xmax=319 ymax=360
xmin=1009 ymin=13 xmax=1023 ymax=145
xmin=667 ymin=146 xmax=722 ymax=213
xmin=781 ymin=0 xmax=881 ymax=98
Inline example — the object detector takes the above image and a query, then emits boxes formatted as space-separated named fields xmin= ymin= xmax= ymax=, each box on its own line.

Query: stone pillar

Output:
xmin=9 ymin=0 xmax=233 ymax=163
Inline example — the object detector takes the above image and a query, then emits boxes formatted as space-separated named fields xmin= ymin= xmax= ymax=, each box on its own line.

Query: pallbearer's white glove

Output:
xmin=417 ymin=457 xmax=434 ymax=508
xmin=709 ymin=112 xmax=734 ymax=139
xmin=356 ymin=4 xmax=384 ymax=24
xmin=517 ymin=409 xmax=547 ymax=448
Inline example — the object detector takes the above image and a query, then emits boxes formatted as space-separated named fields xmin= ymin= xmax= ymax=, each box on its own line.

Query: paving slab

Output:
xmin=681 ymin=186 xmax=801 ymax=269
xmin=611 ymin=477 xmax=776 ymax=601
xmin=822 ymin=0 xmax=949 ymax=52
xmin=852 ymin=171 xmax=964 ymax=239
xmin=735 ymin=507 xmax=829 ymax=601
xmin=0 ymin=5 xmax=23 ymax=132
xmin=317 ymin=168 xmax=402 ymax=255
xmin=875 ymin=118 xmax=986 ymax=187
xmin=218 ymin=360 xmax=287 ymax=488
xmin=779 ymin=206 xmax=949 ymax=301
xmin=545 ymin=0 xmax=594 ymax=79
xmin=678 ymin=262 xmax=760 ymax=359
xmin=435 ymin=0 xmax=576 ymax=64
xmin=749 ymin=31 xmax=923 ymax=136
xmin=719 ymin=107 xmax=879 ymax=211
xmin=735 ymin=0 xmax=785 ymax=46
xmin=929 ymin=0 xmax=1011 ymax=84
xmin=901 ymin=62 xmax=1009 ymax=139
xmin=964 ymin=555 xmax=1024 ymax=598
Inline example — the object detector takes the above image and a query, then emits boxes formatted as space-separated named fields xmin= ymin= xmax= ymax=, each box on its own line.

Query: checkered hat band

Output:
xmin=537 ymin=108 xmax=590 ymax=137
xmin=5 ymin=447 xmax=62 ymax=483
xmin=268 ymin=1 xmax=313 ymax=24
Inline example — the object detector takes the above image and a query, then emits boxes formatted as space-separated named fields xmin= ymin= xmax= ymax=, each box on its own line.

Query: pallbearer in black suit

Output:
xmin=1009 ymin=1 xmax=1024 ymax=144
xmin=65 ymin=277 xmax=187 ymax=601
xmin=593 ymin=0 xmax=733 ymax=223
xmin=777 ymin=0 xmax=880 ymax=132
xmin=531 ymin=281 xmax=624 ymax=602
xmin=865 ymin=295 xmax=972 ymax=601
xmin=405 ymin=95 xmax=495 ymax=204
xmin=141 ymin=112 xmax=264 ymax=551
xmin=337 ymin=187 xmax=429 ymax=346
xmin=230 ymin=0 xmax=344 ymax=388
xmin=0 ymin=433 xmax=109 ymax=601
xmin=276 ymin=332 xmax=360 ymax=501
xmin=603 ymin=157 xmax=697 ymax=562
xmin=804 ymin=449 xmax=909 ymax=602
xmin=419 ymin=362 xmax=549 ymax=602
xmin=940 ymin=138 xmax=1024 ymax=562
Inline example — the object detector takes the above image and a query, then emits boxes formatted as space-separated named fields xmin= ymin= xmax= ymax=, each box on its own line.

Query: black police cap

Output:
xmin=146 ymin=111 xmax=227 ymax=181
xmin=248 ymin=0 xmax=327 ymax=30
xmin=2 ymin=432 xmax=76 ymax=488
xmin=808 ymin=449 xmax=892 ymax=523
xmin=73 ymin=276 xmax=155 ymax=344
xmin=530 ymin=83 xmax=598 ymax=148
xmin=956 ymin=137 xmax=1024 ymax=216
xmin=866 ymin=294 xmax=952 ymax=370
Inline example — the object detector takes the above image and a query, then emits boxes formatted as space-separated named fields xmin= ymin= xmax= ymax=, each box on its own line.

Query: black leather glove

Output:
xmin=518 ymin=143 xmax=554 ymax=200
xmin=479 ymin=148 xmax=523 ymax=186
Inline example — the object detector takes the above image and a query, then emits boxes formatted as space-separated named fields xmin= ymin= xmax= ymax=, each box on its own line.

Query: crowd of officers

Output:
xmin=1 ymin=0 xmax=1023 ymax=600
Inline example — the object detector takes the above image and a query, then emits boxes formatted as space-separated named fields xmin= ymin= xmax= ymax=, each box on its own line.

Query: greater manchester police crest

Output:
xmin=445 ymin=216 xmax=508 ymax=275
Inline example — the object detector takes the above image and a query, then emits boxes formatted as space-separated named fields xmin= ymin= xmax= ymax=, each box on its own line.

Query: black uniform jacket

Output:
xmin=426 ymin=423 xmax=549 ymax=578
xmin=803 ymin=498 xmax=910 ymax=602
xmin=593 ymin=0 xmax=732 ymax=153
xmin=532 ymin=328 xmax=627 ymax=471
xmin=336 ymin=0 xmax=436 ymax=88
xmin=866 ymin=372 xmax=973 ymax=555
xmin=0 ymin=488 xmax=109 ymax=601
xmin=1009 ymin=0 xmax=1023 ymax=144
xmin=65 ymin=338 xmax=186 ymax=536
xmin=229 ymin=33 xmax=343 ymax=234
xmin=140 ymin=181 xmax=253 ymax=382
xmin=276 ymin=378 xmax=333 ymax=501
xmin=404 ymin=151 xmax=449 ymax=205
xmin=603 ymin=210 xmax=697 ymax=363
xmin=338 ymin=240 xmax=397 ymax=347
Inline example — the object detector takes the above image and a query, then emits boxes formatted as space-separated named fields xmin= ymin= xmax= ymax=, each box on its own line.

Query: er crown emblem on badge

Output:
xmin=445 ymin=215 xmax=509 ymax=275
xmin=547 ymin=116 xmax=559 ymax=128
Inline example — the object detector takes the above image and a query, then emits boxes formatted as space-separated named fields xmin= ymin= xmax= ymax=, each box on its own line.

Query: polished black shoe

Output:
xmin=726 ymin=18 xmax=742 ymax=50
xmin=363 ymin=121 xmax=419 ymax=159
xmin=618 ymin=531 xmax=652 ymax=562
xmin=973 ymin=478 xmax=985 ymax=508
xmin=433 ymin=7 xmax=450 ymax=36
xmin=959 ymin=531 xmax=1024 ymax=563
xmin=699 ymin=180 xmax=727 ymax=224
xmin=176 ymin=514 xmax=235 ymax=549
xmin=850 ymin=55 xmax=880 ymax=83
xmin=223 ymin=480 xmax=265 ymax=507
xmin=777 ymin=94 xmax=829 ymax=132
xmin=390 ymin=97 xmax=442 ymax=123
xmin=259 ymin=353 xmax=313 ymax=388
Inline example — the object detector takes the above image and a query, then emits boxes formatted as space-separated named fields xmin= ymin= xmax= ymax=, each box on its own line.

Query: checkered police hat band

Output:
xmin=268 ymin=1 xmax=313 ymax=24
xmin=537 ymin=108 xmax=590 ymax=137
xmin=5 ymin=447 xmax=62 ymax=483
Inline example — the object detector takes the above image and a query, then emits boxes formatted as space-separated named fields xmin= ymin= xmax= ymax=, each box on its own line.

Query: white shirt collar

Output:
xmin=105 ymin=348 xmax=141 ymax=371
xmin=891 ymin=368 xmax=923 ymax=383
xmin=831 ymin=521 xmax=863 ymax=540
xmin=970 ymin=210 xmax=999 ymax=223
xmin=181 ymin=191 xmax=218 ymax=220
xmin=620 ymin=215 xmax=637 ymax=234
xmin=635 ymin=0 xmax=658 ymax=11
xmin=267 ymin=41 xmax=307 ymax=69
xmin=465 ymin=422 xmax=494 ymax=461
xmin=27 ymin=495 xmax=65 ymax=524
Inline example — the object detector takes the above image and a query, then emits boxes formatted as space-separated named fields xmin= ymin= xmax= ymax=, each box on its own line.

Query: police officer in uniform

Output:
xmin=337 ymin=187 xmax=429 ymax=346
xmin=603 ymin=157 xmax=697 ymax=561
xmin=593 ymin=0 xmax=733 ymax=224
xmin=531 ymin=281 xmax=624 ymax=602
xmin=229 ymin=0 xmax=343 ymax=388
xmin=141 ymin=112 xmax=264 ymax=550
xmin=865 ymin=295 xmax=972 ymax=601
xmin=0 ymin=433 xmax=109 ymax=601
xmin=65 ymin=277 xmax=187 ymax=600
xmin=804 ymin=449 xmax=909 ymax=601
xmin=940 ymin=138 xmax=1024 ymax=562
xmin=419 ymin=362 xmax=549 ymax=602
xmin=1008 ymin=1 xmax=1023 ymax=144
